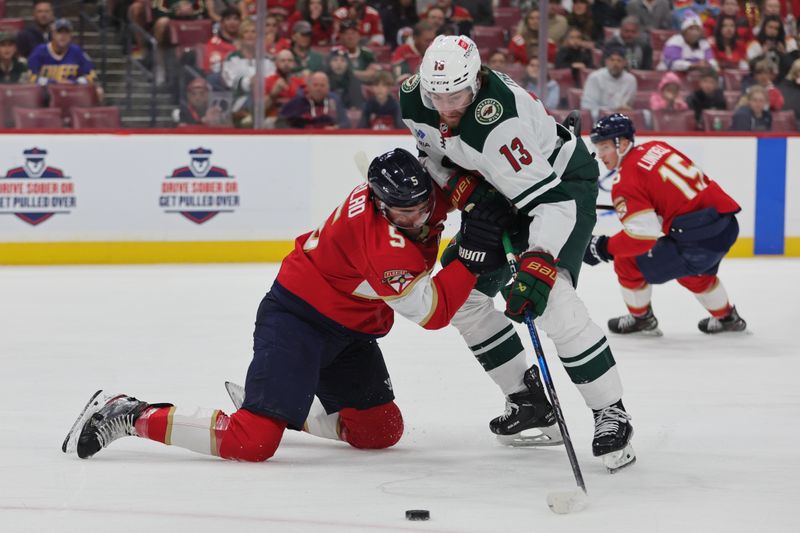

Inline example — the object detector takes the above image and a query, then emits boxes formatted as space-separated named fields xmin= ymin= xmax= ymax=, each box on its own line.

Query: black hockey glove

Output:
xmin=457 ymin=200 xmax=513 ymax=275
xmin=583 ymin=235 xmax=613 ymax=266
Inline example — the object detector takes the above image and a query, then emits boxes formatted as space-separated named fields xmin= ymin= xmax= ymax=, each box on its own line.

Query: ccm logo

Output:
xmin=524 ymin=260 xmax=557 ymax=282
xmin=459 ymin=248 xmax=486 ymax=262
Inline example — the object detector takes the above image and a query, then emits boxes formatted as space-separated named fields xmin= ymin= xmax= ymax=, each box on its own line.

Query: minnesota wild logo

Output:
xmin=401 ymin=74 xmax=420 ymax=93
xmin=475 ymin=98 xmax=503 ymax=125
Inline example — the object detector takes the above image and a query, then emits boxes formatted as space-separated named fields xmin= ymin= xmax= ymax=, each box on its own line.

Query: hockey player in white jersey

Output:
xmin=400 ymin=35 xmax=635 ymax=471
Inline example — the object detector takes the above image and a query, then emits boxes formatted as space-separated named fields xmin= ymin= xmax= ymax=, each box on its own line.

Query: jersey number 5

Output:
xmin=499 ymin=137 xmax=532 ymax=172
xmin=658 ymin=153 xmax=708 ymax=200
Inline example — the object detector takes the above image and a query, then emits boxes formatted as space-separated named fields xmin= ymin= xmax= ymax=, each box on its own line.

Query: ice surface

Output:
xmin=1 ymin=259 xmax=798 ymax=532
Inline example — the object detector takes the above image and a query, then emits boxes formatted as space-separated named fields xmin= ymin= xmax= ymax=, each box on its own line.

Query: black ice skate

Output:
xmin=62 ymin=390 xmax=156 ymax=459
xmin=698 ymin=306 xmax=747 ymax=334
xmin=608 ymin=306 xmax=662 ymax=336
xmin=592 ymin=400 xmax=636 ymax=473
xmin=491 ymin=366 xmax=563 ymax=447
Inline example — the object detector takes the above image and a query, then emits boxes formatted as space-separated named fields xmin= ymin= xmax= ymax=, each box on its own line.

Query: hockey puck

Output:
xmin=405 ymin=509 xmax=430 ymax=521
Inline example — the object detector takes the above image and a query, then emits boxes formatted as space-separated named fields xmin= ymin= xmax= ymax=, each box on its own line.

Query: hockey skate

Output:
xmin=62 ymin=390 xmax=153 ymax=459
xmin=608 ymin=307 xmax=662 ymax=336
xmin=225 ymin=381 xmax=245 ymax=409
xmin=592 ymin=400 xmax=636 ymax=473
xmin=698 ymin=306 xmax=747 ymax=334
xmin=491 ymin=366 xmax=563 ymax=447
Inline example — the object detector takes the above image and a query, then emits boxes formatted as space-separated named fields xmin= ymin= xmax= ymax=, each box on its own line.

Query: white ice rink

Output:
xmin=1 ymin=259 xmax=798 ymax=532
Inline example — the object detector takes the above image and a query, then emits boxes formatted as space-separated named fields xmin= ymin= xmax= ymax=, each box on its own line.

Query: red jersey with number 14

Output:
xmin=608 ymin=140 xmax=740 ymax=258
xmin=276 ymin=183 xmax=475 ymax=336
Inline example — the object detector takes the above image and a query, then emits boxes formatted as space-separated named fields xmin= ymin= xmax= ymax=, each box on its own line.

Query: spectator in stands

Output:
xmin=568 ymin=0 xmax=602 ymax=44
xmin=333 ymin=0 xmax=385 ymax=46
xmin=546 ymin=0 xmax=570 ymax=44
xmin=650 ymin=71 xmax=690 ymax=110
xmin=625 ymin=0 xmax=673 ymax=34
xmin=487 ymin=49 xmax=509 ymax=74
xmin=672 ymin=0 xmax=721 ymax=31
xmin=264 ymin=49 xmax=307 ymax=120
xmin=730 ymin=84 xmax=772 ymax=129
xmin=686 ymin=67 xmax=726 ymax=126
xmin=424 ymin=6 xmax=456 ymax=36
xmin=0 ymin=29 xmax=30 ymax=84
xmin=705 ymin=0 xmax=754 ymax=41
xmin=175 ymin=77 xmax=228 ymax=126
xmin=457 ymin=0 xmax=494 ymax=27
xmin=279 ymin=71 xmax=349 ymax=128
xmin=204 ymin=7 xmax=241 ymax=75
xmin=150 ymin=0 xmax=209 ymax=52
xmin=581 ymin=44 xmax=637 ymax=119
xmin=339 ymin=20 xmax=379 ymax=83
xmin=592 ymin=0 xmax=627 ymax=29
xmin=752 ymin=0 xmax=786 ymax=36
xmin=325 ymin=47 xmax=364 ymax=110
xmin=239 ymin=0 xmax=297 ymax=20
xmin=606 ymin=16 xmax=654 ymax=70
xmin=359 ymin=69 xmax=402 ymax=128
xmin=747 ymin=14 xmax=799 ymax=77
xmin=380 ymin=0 xmax=419 ymax=49
xmin=743 ymin=56 xmax=785 ymax=109
xmin=779 ymin=57 xmax=800 ymax=123
xmin=508 ymin=8 xmax=557 ymax=65
xmin=711 ymin=14 xmax=749 ymax=68
xmin=287 ymin=0 xmax=335 ymax=46
xmin=391 ymin=20 xmax=435 ymax=80
xmin=290 ymin=20 xmax=325 ymax=75
xmin=424 ymin=0 xmax=473 ymax=36
xmin=16 ymin=0 xmax=53 ymax=59
xmin=28 ymin=19 xmax=101 ymax=98
xmin=521 ymin=56 xmax=560 ymax=109
xmin=555 ymin=27 xmax=594 ymax=84
xmin=222 ymin=20 xmax=276 ymax=92
xmin=660 ymin=12 xmax=719 ymax=71
xmin=264 ymin=14 xmax=292 ymax=58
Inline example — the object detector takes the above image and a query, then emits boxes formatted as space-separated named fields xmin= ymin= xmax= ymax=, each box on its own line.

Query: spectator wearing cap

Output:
xmin=380 ymin=0 xmax=420 ymax=50
xmin=605 ymin=16 xmax=654 ymax=70
xmin=16 ymin=0 xmax=53 ymax=59
xmin=659 ymin=12 xmax=719 ymax=71
xmin=203 ymin=8 xmax=241 ymax=74
xmin=287 ymin=0 xmax=335 ymax=47
xmin=263 ymin=49 xmax=307 ymax=120
xmin=0 ymin=29 xmax=30 ymax=84
xmin=339 ymin=19 xmax=379 ymax=83
xmin=28 ymin=19 xmax=99 ymax=92
xmin=175 ymin=77 xmax=228 ymax=126
xmin=390 ymin=20 xmax=435 ymax=79
xmin=333 ymin=0 xmax=385 ymax=46
xmin=359 ymin=70 xmax=402 ymax=129
xmin=649 ymin=71 xmax=690 ymax=110
xmin=508 ymin=8 xmax=557 ymax=65
xmin=581 ymin=45 xmax=637 ymax=120
xmin=290 ymin=20 xmax=325 ymax=75
xmin=325 ymin=47 xmax=364 ymax=110
xmin=624 ymin=0 xmax=673 ymax=34
xmin=278 ymin=71 xmax=350 ymax=128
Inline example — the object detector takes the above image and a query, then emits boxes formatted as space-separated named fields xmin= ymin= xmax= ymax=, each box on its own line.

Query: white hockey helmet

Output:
xmin=418 ymin=35 xmax=482 ymax=112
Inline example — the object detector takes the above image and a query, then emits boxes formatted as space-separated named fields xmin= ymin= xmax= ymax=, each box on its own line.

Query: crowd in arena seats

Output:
xmin=2 ymin=0 xmax=800 ymax=131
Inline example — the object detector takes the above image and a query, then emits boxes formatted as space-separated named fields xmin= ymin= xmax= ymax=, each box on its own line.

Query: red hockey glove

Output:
xmin=445 ymin=171 xmax=499 ymax=211
xmin=502 ymin=252 xmax=559 ymax=321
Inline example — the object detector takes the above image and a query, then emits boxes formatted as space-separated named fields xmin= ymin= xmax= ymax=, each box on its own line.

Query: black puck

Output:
xmin=405 ymin=509 xmax=430 ymax=521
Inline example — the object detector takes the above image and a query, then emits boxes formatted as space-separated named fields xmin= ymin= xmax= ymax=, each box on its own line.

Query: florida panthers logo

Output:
xmin=383 ymin=269 xmax=415 ymax=293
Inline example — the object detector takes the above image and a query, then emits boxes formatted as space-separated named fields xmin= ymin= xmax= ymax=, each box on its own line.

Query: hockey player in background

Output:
xmin=401 ymin=35 xmax=635 ymax=471
xmin=584 ymin=113 xmax=746 ymax=335
xmin=62 ymin=148 xmax=509 ymax=462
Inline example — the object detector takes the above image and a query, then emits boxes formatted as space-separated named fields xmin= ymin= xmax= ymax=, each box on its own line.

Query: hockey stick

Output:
xmin=502 ymin=233 xmax=588 ymax=515
xmin=596 ymin=204 xmax=615 ymax=211
xmin=354 ymin=151 xmax=369 ymax=180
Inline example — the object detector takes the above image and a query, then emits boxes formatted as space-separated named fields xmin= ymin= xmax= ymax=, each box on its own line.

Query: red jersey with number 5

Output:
xmin=275 ymin=183 xmax=475 ymax=336
xmin=607 ymin=140 xmax=741 ymax=258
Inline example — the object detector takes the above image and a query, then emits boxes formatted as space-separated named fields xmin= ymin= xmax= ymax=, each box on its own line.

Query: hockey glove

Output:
xmin=446 ymin=171 xmax=502 ymax=211
xmin=457 ymin=200 xmax=512 ymax=275
xmin=582 ymin=235 xmax=613 ymax=266
xmin=502 ymin=252 xmax=559 ymax=321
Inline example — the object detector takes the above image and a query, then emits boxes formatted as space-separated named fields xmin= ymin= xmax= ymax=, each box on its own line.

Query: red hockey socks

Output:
xmin=338 ymin=402 xmax=404 ymax=450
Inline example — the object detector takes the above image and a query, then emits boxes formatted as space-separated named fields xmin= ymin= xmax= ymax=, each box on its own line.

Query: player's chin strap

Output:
xmin=613 ymin=137 xmax=634 ymax=171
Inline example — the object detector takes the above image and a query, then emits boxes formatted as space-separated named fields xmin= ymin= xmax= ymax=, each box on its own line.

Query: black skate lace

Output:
xmin=593 ymin=407 xmax=631 ymax=439
xmin=96 ymin=414 xmax=138 ymax=449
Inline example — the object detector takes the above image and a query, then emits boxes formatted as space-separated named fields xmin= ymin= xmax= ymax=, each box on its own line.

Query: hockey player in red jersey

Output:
xmin=583 ymin=113 xmax=747 ymax=335
xmin=62 ymin=148 xmax=509 ymax=462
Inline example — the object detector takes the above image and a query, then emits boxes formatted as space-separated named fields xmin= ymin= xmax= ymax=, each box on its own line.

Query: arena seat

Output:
xmin=0 ymin=84 xmax=45 ymax=127
xmin=472 ymin=26 xmax=506 ymax=53
xmin=169 ymin=19 xmax=213 ymax=47
xmin=70 ymin=106 xmax=121 ymax=129
xmin=702 ymin=109 xmax=735 ymax=131
xmin=566 ymin=87 xmax=583 ymax=109
xmin=13 ymin=107 xmax=64 ymax=128
xmin=0 ymin=17 xmax=24 ymax=31
xmin=493 ymin=7 xmax=520 ymax=35
xmin=652 ymin=109 xmax=697 ymax=132
xmin=47 ymin=84 xmax=99 ymax=125
xmin=722 ymin=69 xmax=748 ymax=91
xmin=649 ymin=29 xmax=677 ymax=51
xmin=772 ymin=110 xmax=798 ymax=132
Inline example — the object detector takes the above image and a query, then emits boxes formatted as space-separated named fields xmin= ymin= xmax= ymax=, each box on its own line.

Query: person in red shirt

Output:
xmin=333 ymin=0 xmax=384 ymax=46
xmin=711 ymin=13 xmax=749 ymax=69
xmin=203 ymin=7 xmax=241 ymax=74
xmin=63 ymin=148 xmax=507 ymax=463
xmin=507 ymin=8 xmax=557 ymax=65
xmin=390 ymin=20 xmax=436 ymax=79
xmin=583 ymin=114 xmax=746 ymax=335
xmin=286 ymin=0 xmax=335 ymax=46
xmin=263 ymin=49 xmax=306 ymax=118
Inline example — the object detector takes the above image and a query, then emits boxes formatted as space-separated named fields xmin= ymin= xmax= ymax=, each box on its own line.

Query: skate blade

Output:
xmin=600 ymin=443 xmax=636 ymax=473
xmin=547 ymin=488 xmax=588 ymax=515
xmin=62 ymin=390 xmax=107 ymax=454
xmin=610 ymin=328 xmax=663 ymax=337
xmin=224 ymin=381 xmax=245 ymax=410
xmin=496 ymin=424 xmax=564 ymax=447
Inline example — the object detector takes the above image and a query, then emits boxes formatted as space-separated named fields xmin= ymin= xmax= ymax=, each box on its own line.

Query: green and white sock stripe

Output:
xmin=558 ymin=336 xmax=617 ymax=384
xmin=469 ymin=324 xmax=524 ymax=371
